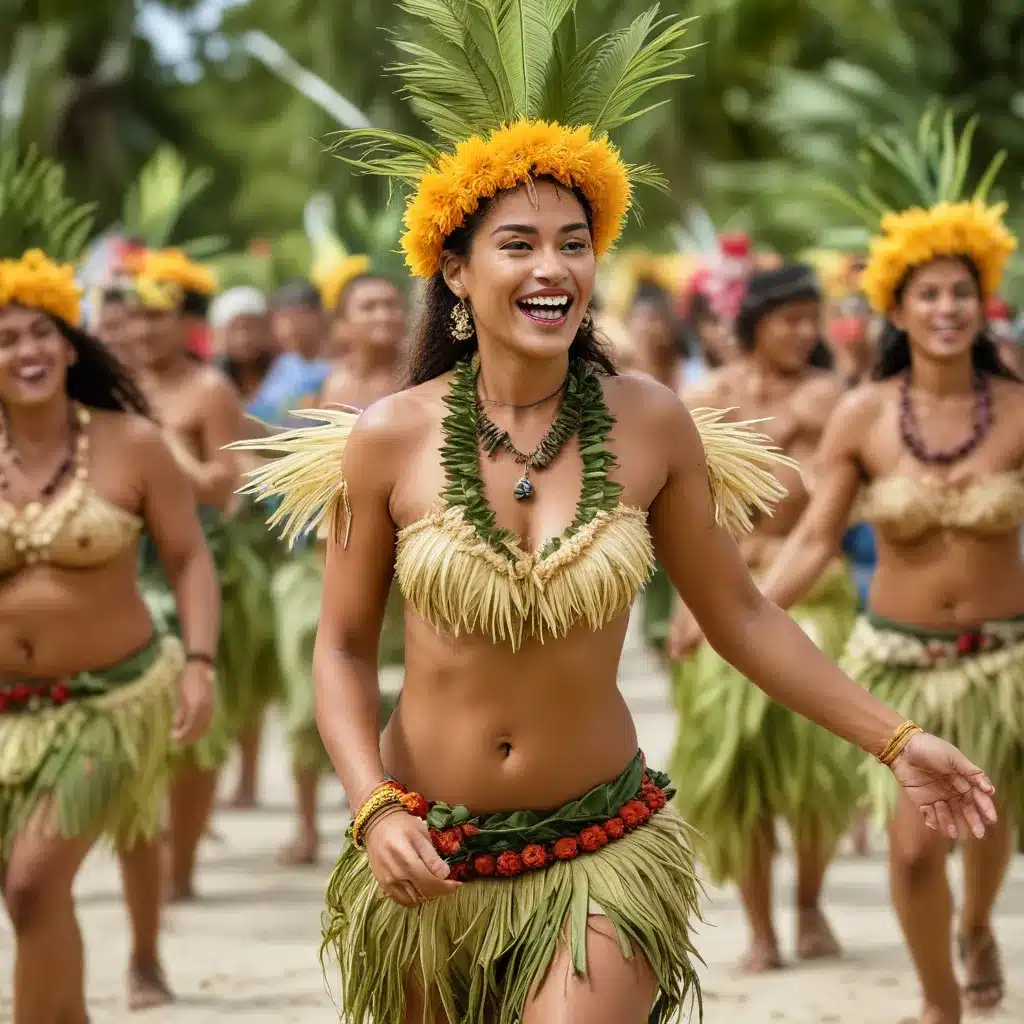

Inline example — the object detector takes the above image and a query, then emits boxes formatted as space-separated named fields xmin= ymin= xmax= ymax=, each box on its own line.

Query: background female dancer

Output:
xmin=211 ymin=285 xmax=284 ymax=810
xmin=760 ymin=114 xmax=1021 ymax=1024
xmin=0 ymin=153 xmax=217 ymax=1022
xmin=273 ymin=268 xmax=407 ymax=865
xmin=125 ymin=250 xmax=249 ymax=903
xmin=668 ymin=263 xmax=860 ymax=971
xmin=236 ymin=8 xmax=997 ymax=1021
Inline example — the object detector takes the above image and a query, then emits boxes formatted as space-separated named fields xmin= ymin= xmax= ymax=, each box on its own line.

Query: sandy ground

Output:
xmin=1 ymin=642 xmax=1021 ymax=1023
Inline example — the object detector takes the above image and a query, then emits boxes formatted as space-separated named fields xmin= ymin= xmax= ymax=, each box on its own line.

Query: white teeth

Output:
xmin=520 ymin=295 xmax=570 ymax=308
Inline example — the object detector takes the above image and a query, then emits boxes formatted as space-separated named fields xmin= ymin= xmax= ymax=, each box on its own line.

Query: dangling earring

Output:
xmin=580 ymin=308 xmax=594 ymax=331
xmin=449 ymin=299 xmax=474 ymax=342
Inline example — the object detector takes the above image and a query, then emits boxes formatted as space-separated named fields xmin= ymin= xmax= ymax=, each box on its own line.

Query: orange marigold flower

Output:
xmin=461 ymin=823 xmax=481 ymax=837
xmin=552 ymin=837 xmax=579 ymax=860
xmin=603 ymin=817 xmax=626 ymax=841
xmin=644 ymin=788 xmax=667 ymax=811
xmin=496 ymin=851 xmax=524 ymax=877
xmin=473 ymin=853 xmax=496 ymax=876
xmin=521 ymin=844 xmax=548 ymax=869
xmin=399 ymin=792 xmax=429 ymax=818
xmin=401 ymin=119 xmax=632 ymax=279
xmin=448 ymin=861 xmax=473 ymax=881
xmin=432 ymin=827 xmax=463 ymax=856
xmin=0 ymin=249 xmax=82 ymax=326
xmin=579 ymin=825 xmax=607 ymax=853
xmin=619 ymin=804 xmax=640 ymax=829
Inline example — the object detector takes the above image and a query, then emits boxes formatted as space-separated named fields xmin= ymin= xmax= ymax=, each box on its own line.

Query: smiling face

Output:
xmin=125 ymin=304 xmax=189 ymax=370
xmin=0 ymin=304 xmax=76 ymax=409
xmin=754 ymin=297 xmax=822 ymax=373
xmin=890 ymin=257 xmax=983 ymax=364
xmin=442 ymin=180 xmax=596 ymax=361
xmin=340 ymin=277 xmax=406 ymax=355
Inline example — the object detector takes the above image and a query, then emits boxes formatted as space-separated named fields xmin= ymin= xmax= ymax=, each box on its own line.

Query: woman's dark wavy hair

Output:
xmin=873 ymin=256 xmax=1019 ymax=380
xmin=405 ymin=178 xmax=616 ymax=387
xmin=53 ymin=315 xmax=152 ymax=416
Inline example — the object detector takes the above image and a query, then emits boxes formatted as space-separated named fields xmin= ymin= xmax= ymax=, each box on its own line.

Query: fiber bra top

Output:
xmin=0 ymin=486 xmax=142 ymax=574
xmin=857 ymin=470 xmax=1024 ymax=543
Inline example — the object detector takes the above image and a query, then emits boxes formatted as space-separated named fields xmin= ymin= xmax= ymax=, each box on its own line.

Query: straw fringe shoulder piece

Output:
xmin=229 ymin=400 xmax=797 ymax=647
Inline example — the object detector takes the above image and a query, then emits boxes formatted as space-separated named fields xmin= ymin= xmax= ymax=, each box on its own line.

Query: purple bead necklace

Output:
xmin=898 ymin=372 xmax=992 ymax=465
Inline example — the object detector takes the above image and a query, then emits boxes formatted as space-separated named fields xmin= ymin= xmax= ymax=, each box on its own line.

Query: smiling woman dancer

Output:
xmin=0 ymin=151 xmax=217 ymax=1024
xmin=235 ymin=10 xmax=998 ymax=1023
xmin=758 ymin=113 xmax=1022 ymax=1024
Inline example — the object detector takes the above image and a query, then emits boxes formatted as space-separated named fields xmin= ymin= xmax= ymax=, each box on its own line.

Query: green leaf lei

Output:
xmin=440 ymin=355 xmax=623 ymax=559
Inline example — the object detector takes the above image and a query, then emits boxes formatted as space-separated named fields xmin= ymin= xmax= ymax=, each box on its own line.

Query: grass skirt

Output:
xmin=321 ymin=763 xmax=702 ymax=1024
xmin=0 ymin=635 xmax=182 ymax=861
xmin=642 ymin=564 xmax=673 ymax=650
xmin=841 ymin=612 xmax=1024 ymax=827
xmin=139 ymin=508 xmax=270 ymax=770
xmin=274 ymin=549 xmax=398 ymax=776
xmin=671 ymin=561 xmax=861 ymax=883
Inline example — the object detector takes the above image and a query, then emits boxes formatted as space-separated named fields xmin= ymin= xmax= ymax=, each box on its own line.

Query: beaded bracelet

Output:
xmin=878 ymin=720 xmax=924 ymax=766
xmin=352 ymin=782 xmax=430 ymax=847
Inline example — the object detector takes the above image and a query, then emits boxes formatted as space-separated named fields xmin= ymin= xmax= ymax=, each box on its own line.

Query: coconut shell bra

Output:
xmin=857 ymin=471 xmax=1024 ymax=544
xmin=231 ymin=356 xmax=796 ymax=648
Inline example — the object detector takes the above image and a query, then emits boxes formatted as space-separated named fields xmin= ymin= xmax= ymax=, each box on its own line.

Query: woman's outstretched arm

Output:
xmin=646 ymin=386 xmax=995 ymax=837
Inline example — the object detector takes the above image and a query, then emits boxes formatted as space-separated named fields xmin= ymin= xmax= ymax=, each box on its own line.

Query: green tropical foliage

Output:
xmin=1 ymin=1 xmax=1022 ymax=293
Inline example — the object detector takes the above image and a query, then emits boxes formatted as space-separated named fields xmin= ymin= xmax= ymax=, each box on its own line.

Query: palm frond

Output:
xmin=0 ymin=144 xmax=95 ymax=262
xmin=566 ymin=9 xmax=695 ymax=134
xmin=120 ymin=146 xmax=222 ymax=254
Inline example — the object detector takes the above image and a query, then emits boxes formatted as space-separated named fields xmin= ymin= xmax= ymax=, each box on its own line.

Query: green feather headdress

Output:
xmin=824 ymin=108 xmax=1017 ymax=312
xmin=0 ymin=146 xmax=94 ymax=325
xmin=331 ymin=0 xmax=695 ymax=278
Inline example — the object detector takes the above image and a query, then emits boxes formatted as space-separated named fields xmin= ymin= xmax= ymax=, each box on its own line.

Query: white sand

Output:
xmin=1 ymin=648 xmax=1020 ymax=1022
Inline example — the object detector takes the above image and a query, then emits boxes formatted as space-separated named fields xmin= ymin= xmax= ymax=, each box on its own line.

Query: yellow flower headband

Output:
xmin=861 ymin=201 xmax=1017 ymax=313
xmin=316 ymin=253 xmax=371 ymax=311
xmin=402 ymin=120 xmax=631 ymax=280
xmin=830 ymin=108 xmax=1018 ymax=314
xmin=0 ymin=249 xmax=82 ymax=326
xmin=128 ymin=247 xmax=217 ymax=310
xmin=333 ymin=2 xmax=691 ymax=281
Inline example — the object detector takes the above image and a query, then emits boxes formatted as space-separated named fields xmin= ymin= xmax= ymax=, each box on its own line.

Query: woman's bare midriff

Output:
xmin=868 ymin=531 xmax=1024 ymax=628
xmin=379 ymin=610 xmax=639 ymax=813
xmin=0 ymin=557 xmax=154 ymax=678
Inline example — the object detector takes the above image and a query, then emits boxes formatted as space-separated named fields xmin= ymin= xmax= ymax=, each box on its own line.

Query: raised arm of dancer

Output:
xmin=666 ymin=388 xmax=863 ymax=657
xmin=649 ymin=390 xmax=995 ymax=838
xmin=165 ymin=372 xmax=244 ymax=509
xmin=137 ymin=420 xmax=219 ymax=743
xmin=313 ymin=403 xmax=460 ymax=903
xmin=757 ymin=391 xmax=864 ymax=609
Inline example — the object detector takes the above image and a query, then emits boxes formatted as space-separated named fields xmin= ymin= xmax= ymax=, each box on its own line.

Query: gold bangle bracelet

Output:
xmin=352 ymin=783 xmax=403 ymax=847
xmin=878 ymin=720 xmax=924 ymax=766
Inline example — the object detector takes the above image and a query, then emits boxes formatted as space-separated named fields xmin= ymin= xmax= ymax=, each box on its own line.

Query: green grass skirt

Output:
xmin=273 ymin=549 xmax=398 ymax=776
xmin=322 ymin=796 xmax=702 ymax=1024
xmin=139 ymin=508 xmax=276 ymax=770
xmin=671 ymin=561 xmax=861 ymax=883
xmin=642 ymin=564 xmax=674 ymax=650
xmin=841 ymin=612 xmax=1024 ymax=828
xmin=0 ymin=635 xmax=182 ymax=861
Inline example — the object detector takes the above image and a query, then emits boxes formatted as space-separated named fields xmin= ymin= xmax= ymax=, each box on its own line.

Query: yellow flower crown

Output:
xmin=0 ymin=249 xmax=82 ymax=326
xmin=402 ymin=120 xmax=631 ymax=280
xmin=316 ymin=253 xmax=371 ymax=311
xmin=129 ymin=247 xmax=217 ymax=308
xmin=861 ymin=201 xmax=1017 ymax=313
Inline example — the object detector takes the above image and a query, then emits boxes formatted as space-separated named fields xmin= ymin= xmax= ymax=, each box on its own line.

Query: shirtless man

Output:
xmin=276 ymin=273 xmax=407 ymax=866
xmin=667 ymin=264 xmax=859 ymax=973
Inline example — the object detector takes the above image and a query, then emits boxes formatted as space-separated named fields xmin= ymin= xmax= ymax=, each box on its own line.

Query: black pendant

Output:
xmin=513 ymin=476 xmax=534 ymax=500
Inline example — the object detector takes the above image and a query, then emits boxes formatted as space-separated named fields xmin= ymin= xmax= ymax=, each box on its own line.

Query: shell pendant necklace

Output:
xmin=475 ymin=360 xmax=583 ymax=500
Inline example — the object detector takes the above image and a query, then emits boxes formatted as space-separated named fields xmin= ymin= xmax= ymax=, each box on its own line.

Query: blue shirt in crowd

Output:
xmin=246 ymin=352 xmax=332 ymax=427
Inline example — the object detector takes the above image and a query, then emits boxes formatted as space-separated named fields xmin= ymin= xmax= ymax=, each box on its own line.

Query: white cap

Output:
xmin=208 ymin=286 xmax=268 ymax=329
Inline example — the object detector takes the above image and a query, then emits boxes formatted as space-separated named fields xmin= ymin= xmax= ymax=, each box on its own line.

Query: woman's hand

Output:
xmin=172 ymin=662 xmax=216 ymax=744
xmin=364 ymin=811 xmax=462 ymax=908
xmin=665 ymin=603 xmax=703 ymax=661
xmin=889 ymin=732 xmax=998 ymax=840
